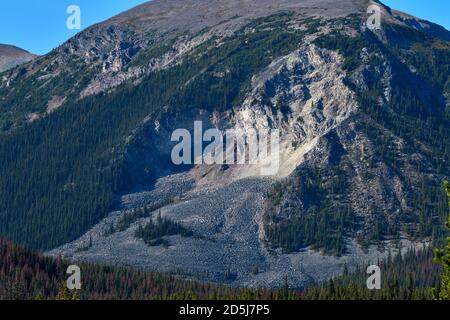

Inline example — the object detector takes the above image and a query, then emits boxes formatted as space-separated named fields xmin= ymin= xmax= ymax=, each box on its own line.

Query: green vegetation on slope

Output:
xmin=0 ymin=15 xmax=317 ymax=250
xmin=135 ymin=212 xmax=194 ymax=247
xmin=112 ymin=200 xmax=175 ymax=233
xmin=433 ymin=182 xmax=450 ymax=300
xmin=0 ymin=237 xmax=440 ymax=300
xmin=264 ymin=161 xmax=358 ymax=256
xmin=302 ymin=247 xmax=439 ymax=300
xmin=264 ymin=19 xmax=450 ymax=257
xmin=0 ymin=238 xmax=272 ymax=300
xmin=0 ymin=52 xmax=94 ymax=131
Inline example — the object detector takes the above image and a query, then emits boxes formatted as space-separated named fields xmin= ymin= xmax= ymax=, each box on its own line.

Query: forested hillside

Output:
xmin=0 ymin=238 xmax=442 ymax=300
xmin=1 ymin=0 xmax=450 ymax=290
xmin=301 ymin=248 xmax=439 ymax=300
xmin=263 ymin=15 xmax=450 ymax=256
xmin=0 ymin=14 xmax=320 ymax=250
xmin=0 ymin=238 xmax=271 ymax=300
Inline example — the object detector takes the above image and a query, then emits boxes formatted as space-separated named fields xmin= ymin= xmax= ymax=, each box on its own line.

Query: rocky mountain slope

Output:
xmin=1 ymin=0 xmax=449 ymax=288
xmin=0 ymin=44 xmax=35 ymax=73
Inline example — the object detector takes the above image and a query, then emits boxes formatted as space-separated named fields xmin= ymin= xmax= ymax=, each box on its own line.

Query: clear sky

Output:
xmin=383 ymin=0 xmax=449 ymax=30
xmin=0 ymin=0 xmax=149 ymax=55
xmin=0 ymin=0 xmax=448 ymax=55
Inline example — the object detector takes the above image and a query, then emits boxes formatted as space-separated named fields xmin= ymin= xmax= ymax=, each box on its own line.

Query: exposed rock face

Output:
xmin=1 ymin=0 xmax=449 ymax=288
xmin=47 ymin=24 xmax=443 ymax=287
xmin=0 ymin=44 xmax=35 ymax=73
xmin=1 ymin=0 xmax=443 ymax=126
xmin=48 ymin=39 xmax=420 ymax=287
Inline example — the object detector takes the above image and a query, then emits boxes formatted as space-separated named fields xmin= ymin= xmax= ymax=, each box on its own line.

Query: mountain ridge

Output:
xmin=0 ymin=0 xmax=449 ymax=288
xmin=0 ymin=44 xmax=36 ymax=73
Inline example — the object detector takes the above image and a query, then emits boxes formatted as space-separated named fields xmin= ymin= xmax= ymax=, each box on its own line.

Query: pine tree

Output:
xmin=56 ymin=282 xmax=72 ymax=300
xmin=279 ymin=276 xmax=290 ymax=300
xmin=433 ymin=181 xmax=450 ymax=300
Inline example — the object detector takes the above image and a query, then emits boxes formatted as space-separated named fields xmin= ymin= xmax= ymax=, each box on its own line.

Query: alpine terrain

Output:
xmin=0 ymin=0 xmax=449 ymax=289
xmin=0 ymin=44 xmax=36 ymax=73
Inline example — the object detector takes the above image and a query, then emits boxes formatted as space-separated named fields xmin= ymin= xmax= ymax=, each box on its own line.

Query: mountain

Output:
xmin=0 ymin=0 xmax=449 ymax=289
xmin=0 ymin=44 xmax=35 ymax=73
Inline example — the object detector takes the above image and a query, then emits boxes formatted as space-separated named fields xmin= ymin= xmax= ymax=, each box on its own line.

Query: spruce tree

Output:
xmin=433 ymin=181 xmax=450 ymax=300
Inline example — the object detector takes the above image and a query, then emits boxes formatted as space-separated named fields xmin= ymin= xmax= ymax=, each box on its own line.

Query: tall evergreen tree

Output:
xmin=433 ymin=181 xmax=450 ymax=300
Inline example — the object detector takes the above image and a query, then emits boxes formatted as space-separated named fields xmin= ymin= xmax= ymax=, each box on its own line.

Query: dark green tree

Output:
xmin=433 ymin=181 xmax=450 ymax=300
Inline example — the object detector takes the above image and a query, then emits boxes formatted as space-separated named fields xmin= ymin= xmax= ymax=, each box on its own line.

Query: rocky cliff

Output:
xmin=1 ymin=0 xmax=449 ymax=288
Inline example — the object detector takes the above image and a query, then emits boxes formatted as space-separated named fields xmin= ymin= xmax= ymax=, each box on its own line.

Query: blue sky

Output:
xmin=383 ymin=0 xmax=449 ymax=30
xmin=0 ymin=0 xmax=448 ymax=55
xmin=0 ymin=0 xmax=149 ymax=55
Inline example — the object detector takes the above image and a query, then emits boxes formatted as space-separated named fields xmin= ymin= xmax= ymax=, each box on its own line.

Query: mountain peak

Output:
xmin=0 ymin=44 xmax=36 ymax=73
xmin=104 ymin=0 xmax=371 ymax=33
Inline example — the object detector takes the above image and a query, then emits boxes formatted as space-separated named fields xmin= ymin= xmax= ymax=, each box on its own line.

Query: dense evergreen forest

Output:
xmin=264 ymin=15 xmax=450 ymax=256
xmin=0 ymin=12 xmax=448 ymax=259
xmin=301 ymin=248 xmax=439 ymax=300
xmin=135 ymin=212 xmax=194 ymax=247
xmin=0 ymin=238 xmax=443 ymax=300
xmin=433 ymin=181 xmax=450 ymax=300
xmin=0 ymin=238 xmax=272 ymax=300
xmin=264 ymin=164 xmax=358 ymax=256
xmin=0 ymin=11 xmax=449 ymax=301
xmin=0 ymin=14 xmax=320 ymax=250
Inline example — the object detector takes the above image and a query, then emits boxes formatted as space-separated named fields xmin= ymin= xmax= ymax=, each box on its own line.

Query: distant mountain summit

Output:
xmin=104 ymin=0 xmax=370 ymax=32
xmin=0 ymin=44 xmax=36 ymax=73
